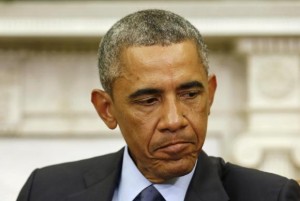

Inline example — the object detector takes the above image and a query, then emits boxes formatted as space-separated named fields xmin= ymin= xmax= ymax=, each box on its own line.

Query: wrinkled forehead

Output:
xmin=118 ymin=41 xmax=206 ymax=80
xmin=118 ymin=40 xmax=203 ymax=70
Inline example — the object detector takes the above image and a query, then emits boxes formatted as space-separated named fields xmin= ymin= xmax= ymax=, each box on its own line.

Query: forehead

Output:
xmin=113 ymin=41 xmax=207 ymax=92
xmin=121 ymin=41 xmax=204 ymax=73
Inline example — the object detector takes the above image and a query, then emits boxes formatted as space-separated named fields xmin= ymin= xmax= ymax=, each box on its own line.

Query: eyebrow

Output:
xmin=128 ymin=81 xmax=204 ymax=100
xmin=128 ymin=88 xmax=163 ymax=100
xmin=177 ymin=81 xmax=204 ymax=91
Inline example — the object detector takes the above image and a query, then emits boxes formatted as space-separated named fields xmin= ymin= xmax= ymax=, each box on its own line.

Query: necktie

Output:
xmin=133 ymin=185 xmax=166 ymax=201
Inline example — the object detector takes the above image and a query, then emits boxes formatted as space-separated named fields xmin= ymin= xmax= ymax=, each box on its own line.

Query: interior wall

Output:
xmin=1 ymin=1 xmax=300 ymax=201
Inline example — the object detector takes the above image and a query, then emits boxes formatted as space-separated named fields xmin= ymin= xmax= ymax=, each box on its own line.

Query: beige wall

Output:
xmin=1 ymin=1 xmax=300 ymax=201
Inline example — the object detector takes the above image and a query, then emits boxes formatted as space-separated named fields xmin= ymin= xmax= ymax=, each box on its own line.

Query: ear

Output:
xmin=91 ymin=89 xmax=117 ymax=129
xmin=207 ymin=74 xmax=217 ymax=114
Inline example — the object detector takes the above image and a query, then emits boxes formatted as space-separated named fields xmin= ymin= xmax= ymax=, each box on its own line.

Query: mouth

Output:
xmin=156 ymin=141 xmax=192 ymax=155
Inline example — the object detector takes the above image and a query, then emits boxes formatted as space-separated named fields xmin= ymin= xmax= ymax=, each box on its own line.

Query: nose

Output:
xmin=158 ymin=97 xmax=187 ymax=133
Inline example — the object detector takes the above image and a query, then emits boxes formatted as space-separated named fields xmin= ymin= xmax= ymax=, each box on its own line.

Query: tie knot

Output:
xmin=133 ymin=185 xmax=166 ymax=201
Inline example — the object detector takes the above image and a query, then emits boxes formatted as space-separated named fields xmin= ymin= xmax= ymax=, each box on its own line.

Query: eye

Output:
xmin=180 ymin=90 xmax=201 ymax=99
xmin=134 ymin=97 xmax=159 ymax=106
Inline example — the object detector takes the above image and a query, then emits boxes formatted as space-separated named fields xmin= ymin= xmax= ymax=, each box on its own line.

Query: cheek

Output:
xmin=119 ymin=110 xmax=158 ymax=150
xmin=132 ymin=104 xmax=169 ymax=132
xmin=184 ymin=101 xmax=209 ymax=140
xmin=184 ymin=96 xmax=209 ymax=119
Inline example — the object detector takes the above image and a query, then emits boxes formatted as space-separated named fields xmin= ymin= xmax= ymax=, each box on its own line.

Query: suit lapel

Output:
xmin=65 ymin=148 xmax=124 ymax=201
xmin=185 ymin=151 xmax=229 ymax=201
xmin=63 ymin=149 xmax=228 ymax=201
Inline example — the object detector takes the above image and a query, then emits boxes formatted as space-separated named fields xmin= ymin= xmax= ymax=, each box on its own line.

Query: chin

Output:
xmin=160 ymin=157 xmax=196 ymax=180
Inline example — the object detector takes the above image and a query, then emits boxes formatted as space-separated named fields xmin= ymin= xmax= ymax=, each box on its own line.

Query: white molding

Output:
xmin=1 ymin=1 xmax=300 ymax=37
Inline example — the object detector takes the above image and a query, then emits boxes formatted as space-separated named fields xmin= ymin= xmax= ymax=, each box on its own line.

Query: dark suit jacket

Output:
xmin=17 ymin=148 xmax=300 ymax=201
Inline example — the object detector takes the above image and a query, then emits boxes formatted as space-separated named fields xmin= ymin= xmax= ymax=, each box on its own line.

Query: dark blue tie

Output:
xmin=133 ymin=185 xmax=166 ymax=201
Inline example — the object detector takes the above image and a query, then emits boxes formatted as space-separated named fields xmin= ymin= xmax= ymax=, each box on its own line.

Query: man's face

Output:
xmin=95 ymin=40 xmax=216 ymax=183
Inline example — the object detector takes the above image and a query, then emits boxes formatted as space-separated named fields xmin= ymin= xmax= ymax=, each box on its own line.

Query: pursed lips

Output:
xmin=155 ymin=141 xmax=194 ymax=155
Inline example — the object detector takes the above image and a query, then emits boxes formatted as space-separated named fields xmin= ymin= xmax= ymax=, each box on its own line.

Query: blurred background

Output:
xmin=1 ymin=0 xmax=300 ymax=200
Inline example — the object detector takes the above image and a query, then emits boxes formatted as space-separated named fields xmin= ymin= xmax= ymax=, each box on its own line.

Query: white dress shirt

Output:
xmin=112 ymin=147 xmax=196 ymax=201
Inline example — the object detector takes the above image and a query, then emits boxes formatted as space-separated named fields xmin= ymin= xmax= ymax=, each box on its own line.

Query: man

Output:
xmin=17 ymin=9 xmax=300 ymax=201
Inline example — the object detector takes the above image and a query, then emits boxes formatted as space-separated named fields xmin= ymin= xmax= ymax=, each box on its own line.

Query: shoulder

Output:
xmin=17 ymin=149 xmax=124 ymax=201
xmin=208 ymin=156 xmax=300 ymax=201
xmin=35 ymin=148 xmax=123 ymax=178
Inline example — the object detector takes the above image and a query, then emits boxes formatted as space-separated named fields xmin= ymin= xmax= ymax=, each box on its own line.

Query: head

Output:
xmin=92 ymin=9 xmax=217 ymax=183
xmin=97 ymin=9 xmax=209 ymax=95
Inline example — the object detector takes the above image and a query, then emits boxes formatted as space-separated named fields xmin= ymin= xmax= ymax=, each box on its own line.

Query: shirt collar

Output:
xmin=114 ymin=146 xmax=196 ymax=201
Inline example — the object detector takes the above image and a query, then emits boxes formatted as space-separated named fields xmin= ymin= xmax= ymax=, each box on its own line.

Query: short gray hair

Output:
xmin=98 ymin=9 xmax=209 ymax=94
